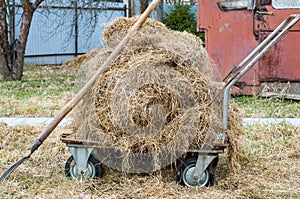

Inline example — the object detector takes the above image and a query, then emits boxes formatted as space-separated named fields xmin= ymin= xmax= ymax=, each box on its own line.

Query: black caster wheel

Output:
xmin=65 ymin=155 xmax=102 ymax=179
xmin=177 ymin=157 xmax=213 ymax=187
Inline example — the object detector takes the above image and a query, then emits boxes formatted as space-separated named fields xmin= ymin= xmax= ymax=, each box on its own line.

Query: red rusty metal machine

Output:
xmin=198 ymin=0 xmax=300 ymax=95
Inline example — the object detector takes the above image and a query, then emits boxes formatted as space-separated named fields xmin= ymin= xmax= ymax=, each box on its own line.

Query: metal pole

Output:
xmin=74 ymin=0 xmax=78 ymax=57
xmin=222 ymin=14 xmax=300 ymax=130
xmin=124 ymin=4 xmax=127 ymax=17
xmin=12 ymin=0 xmax=15 ymax=42
xmin=224 ymin=15 xmax=295 ymax=82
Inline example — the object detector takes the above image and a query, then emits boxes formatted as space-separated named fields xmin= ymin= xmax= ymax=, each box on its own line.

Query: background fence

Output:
xmin=12 ymin=1 xmax=127 ymax=65
xmin=10 ymin=1 xmax=196 ymax=65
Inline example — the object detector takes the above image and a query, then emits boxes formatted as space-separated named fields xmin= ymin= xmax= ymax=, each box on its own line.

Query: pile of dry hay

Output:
xmin=71 ymin=17 xmax=244 ymax=173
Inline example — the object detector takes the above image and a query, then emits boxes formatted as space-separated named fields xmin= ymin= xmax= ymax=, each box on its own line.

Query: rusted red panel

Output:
xmin=258 ymin=7 xmax=300 ymax=31
xmin=198 ymin=0 xmax=300 ymax=95
xmin=198 ymin=0 xmax=260 ymax=95
xmin=257 ymin=5 xmax=300 ymax=82
xmin=259 ymin=32 xmax=300 ymax=81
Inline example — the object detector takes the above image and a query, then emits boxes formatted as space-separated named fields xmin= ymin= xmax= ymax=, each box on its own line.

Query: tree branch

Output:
xmin=32 ymin=0 xmax=44 ymax=10
xmin=21 ymin=0 xmax=44 ymax=11
xmin=21 ymin=0 xmax=32 ymax=10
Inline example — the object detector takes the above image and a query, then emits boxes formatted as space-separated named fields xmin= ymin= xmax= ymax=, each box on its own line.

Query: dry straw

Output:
xmin=71 ymin=17 xmax=244 ymax=173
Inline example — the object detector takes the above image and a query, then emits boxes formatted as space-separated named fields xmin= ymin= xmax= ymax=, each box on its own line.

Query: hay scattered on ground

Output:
xmin=0 ymin=123 xmax=299 ymax=198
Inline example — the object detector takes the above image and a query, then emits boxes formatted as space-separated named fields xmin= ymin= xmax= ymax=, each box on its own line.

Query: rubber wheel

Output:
xmin=65 ymin=155 xmax=102 ymax=179
xmin=177 ymin=157 xmax=212 ymax=187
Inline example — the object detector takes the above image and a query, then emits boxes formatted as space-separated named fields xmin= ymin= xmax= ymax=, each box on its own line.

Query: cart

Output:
xmin=60 ymin=14 xmax=300 ymax=187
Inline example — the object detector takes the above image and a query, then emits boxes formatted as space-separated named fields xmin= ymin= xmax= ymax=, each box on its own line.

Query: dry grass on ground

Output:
xmin=0 ymin=123 xmax=299 ymax=198
xmin=0 ymin=65 xmax=77 ymax=117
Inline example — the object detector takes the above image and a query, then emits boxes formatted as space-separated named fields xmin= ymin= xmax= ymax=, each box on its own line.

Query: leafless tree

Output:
xmin=0 ymin=0 xmax=44 ymax=81
xmin=0 ymin=0 xmax=167 ymax=81
xmin=0 ymin=0 xmax=124 ymax=81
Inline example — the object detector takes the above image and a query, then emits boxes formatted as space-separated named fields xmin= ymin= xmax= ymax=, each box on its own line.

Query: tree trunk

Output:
xmin=0 ymin=0 xmax=12 ymax=80
xmin=0 ymin=0 xmax=42 ymax=81
xmin=140 ymin=0 xmax=148 ymax=14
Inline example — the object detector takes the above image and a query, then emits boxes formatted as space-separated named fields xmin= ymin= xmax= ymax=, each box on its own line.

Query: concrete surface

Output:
xmin=1 ymin=117 xmax=300 ymax=127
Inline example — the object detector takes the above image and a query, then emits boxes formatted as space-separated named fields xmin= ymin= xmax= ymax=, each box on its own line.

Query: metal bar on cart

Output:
xmin=222 ymin=14 xmax=300 ymax=130
xmin=224 ymin=14 xmax=300 ymax=83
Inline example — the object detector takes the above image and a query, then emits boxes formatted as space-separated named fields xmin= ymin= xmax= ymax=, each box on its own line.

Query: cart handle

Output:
xmin=222 ymin=14 xmax=300 ymax=130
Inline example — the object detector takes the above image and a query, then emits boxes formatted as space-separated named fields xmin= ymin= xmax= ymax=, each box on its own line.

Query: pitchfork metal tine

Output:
xmin=0 ymin=153 xmax=31 ymax=181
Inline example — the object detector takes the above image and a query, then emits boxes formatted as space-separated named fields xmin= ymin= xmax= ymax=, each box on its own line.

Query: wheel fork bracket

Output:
xmin=68 ymin=144 xmax=93 ymax=177
xmin=193 ymin=155 xmax=217 ymax=179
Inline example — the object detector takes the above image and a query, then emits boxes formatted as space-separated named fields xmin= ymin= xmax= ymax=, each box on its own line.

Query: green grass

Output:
xmin=1 ymin=68 xmax=76 ymax=99
xmin=231 ymin=96 xmax=300 ymax=118
xmin=0 ymin=65 xmax=79 ymax=117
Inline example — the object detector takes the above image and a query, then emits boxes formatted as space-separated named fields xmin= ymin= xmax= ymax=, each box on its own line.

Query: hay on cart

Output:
xmin=71 ymin=17 xmax=244 ymax=173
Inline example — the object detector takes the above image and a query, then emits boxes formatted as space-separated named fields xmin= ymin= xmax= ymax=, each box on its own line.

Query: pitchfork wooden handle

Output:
xmin=0 ymin=0 xmax=162 ymax=181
